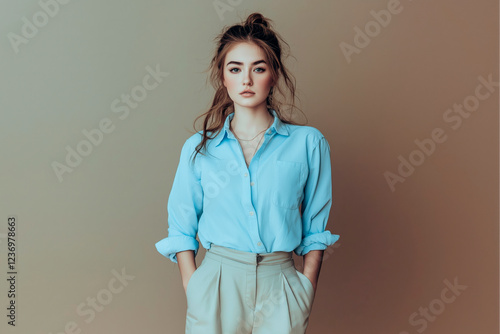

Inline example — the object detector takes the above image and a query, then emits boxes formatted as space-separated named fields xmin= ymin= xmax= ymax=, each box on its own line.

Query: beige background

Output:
xmin=0 ymin=0 xmax=498 ymax=333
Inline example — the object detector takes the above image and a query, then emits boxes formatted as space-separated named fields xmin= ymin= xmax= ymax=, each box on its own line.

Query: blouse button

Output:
xmin=257 ymin=242 xmax=262 ymax=246
xmin=250 ymin=181 xmax=255 ymax=186
xmin=243 ymin=173 xmax=248 ymax=177
xmin=249 ymin=211 xmax=254 ymax=216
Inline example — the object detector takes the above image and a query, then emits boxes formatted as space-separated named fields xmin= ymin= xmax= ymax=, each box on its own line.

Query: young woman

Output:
xmin=155 ymin=12 xmax=340 ymax=334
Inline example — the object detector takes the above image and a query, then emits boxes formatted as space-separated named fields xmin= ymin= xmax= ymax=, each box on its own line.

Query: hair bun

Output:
xmin=245 ymin=12 xmax=269 ymax=28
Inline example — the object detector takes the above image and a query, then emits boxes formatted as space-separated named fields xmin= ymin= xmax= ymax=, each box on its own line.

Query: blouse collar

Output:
xmin=214 ymin=108 xmax=289 ymax=147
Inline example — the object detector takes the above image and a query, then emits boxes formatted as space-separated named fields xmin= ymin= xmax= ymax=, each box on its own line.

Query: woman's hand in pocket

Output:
xmin=303 ymin=272 xmax=317 ymax=294
xmin=177 ymin=250 xmax=197 ymax=294
xmin=183 ymin=268 xmax=196 ymax=294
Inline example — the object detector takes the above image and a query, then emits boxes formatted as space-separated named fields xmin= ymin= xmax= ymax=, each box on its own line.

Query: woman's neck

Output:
xmin=230 ymin=105 xmax=274 ymax=137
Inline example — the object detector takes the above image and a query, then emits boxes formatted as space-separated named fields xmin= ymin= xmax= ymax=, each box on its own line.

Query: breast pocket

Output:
xmin=272 ymin=160 xmax=306 ymax=210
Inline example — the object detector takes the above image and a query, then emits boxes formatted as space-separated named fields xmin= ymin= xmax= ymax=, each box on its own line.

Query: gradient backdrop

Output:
xmin=0 ymin=0 xmax=498 ymax=333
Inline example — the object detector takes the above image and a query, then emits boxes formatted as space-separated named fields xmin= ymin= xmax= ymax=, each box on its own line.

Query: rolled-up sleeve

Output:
xmin=294 ymin=136 xmax=340 ymax=256
xmin=155 ymin=137 xmax=203 ymax=264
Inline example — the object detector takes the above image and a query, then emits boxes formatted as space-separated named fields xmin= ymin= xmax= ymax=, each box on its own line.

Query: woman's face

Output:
xmin=222 ymin=42 xmax=274 ymax=111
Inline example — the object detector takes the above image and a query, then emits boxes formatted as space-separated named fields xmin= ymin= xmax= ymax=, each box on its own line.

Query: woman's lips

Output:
xmin=240 ymin=92 xmax=255 ymax=97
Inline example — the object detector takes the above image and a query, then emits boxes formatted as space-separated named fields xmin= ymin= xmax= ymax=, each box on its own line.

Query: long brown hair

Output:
xmin=190 ymin=12 xmax=306 ymax=164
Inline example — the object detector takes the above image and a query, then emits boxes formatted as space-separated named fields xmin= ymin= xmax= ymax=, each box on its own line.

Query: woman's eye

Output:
xmin=229 ymin=67 xmax=266 ymax=73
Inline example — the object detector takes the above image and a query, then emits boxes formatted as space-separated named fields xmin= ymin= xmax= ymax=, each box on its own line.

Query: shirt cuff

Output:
xmin=155 ymin=235 xmax=199 ymax=264
xmin=294 ymin=231 xmax=340 ymax=256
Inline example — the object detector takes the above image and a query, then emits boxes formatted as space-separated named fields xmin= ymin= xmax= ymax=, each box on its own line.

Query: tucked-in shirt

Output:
xmin=155 ymin=108 xmax=340 ymax=263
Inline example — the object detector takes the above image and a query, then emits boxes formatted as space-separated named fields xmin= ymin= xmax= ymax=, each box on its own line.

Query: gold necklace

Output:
xmin=231 ymin=118 xmax=273 ymax=164
xmin=230 ymin=118 xmax=273 ymax=141
xmin=251 ymin=130 xmax=265 ymax=157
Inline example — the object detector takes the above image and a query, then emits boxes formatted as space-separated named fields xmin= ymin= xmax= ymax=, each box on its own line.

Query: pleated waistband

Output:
xmin=206 ymin=244 xmax=294 ymax=269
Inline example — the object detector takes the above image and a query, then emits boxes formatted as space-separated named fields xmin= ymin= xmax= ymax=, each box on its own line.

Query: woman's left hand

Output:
xmin=304 ymin=272 xmax=317 ymax=294
xmin=303 ymin=250 xmax=324 ymax=296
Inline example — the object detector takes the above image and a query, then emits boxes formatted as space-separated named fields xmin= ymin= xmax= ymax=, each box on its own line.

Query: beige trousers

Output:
xmin=185 ymin=244 xmax=315 ymax=334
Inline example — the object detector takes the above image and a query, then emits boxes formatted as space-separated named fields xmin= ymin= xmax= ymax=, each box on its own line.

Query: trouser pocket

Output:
xmin=296 ymin=269 xmax=315 ymax=299
xmin=282 ymin=266 xmax=315 ymax=314
xmin=185 ymin=260 xmax=208 ymax=297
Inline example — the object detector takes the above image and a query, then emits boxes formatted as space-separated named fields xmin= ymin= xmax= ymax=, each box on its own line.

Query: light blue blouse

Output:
xmin=155 ymin=109 xmax=340 ymax=263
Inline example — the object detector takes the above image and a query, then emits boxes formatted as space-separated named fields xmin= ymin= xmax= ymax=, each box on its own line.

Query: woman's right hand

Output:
xmin=183 ymin=268 xmax=196 ymax=294
xmin=177 ymin=250 xmax=197 ymax=294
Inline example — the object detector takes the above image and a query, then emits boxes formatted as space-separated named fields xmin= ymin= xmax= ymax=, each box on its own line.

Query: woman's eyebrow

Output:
xmin=226 ymin=60 xmax=267 ymax=66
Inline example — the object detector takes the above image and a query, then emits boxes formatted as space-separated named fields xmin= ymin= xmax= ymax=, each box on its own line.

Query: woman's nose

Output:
xmin=242 ymin=70 xmax=252 ymax=85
